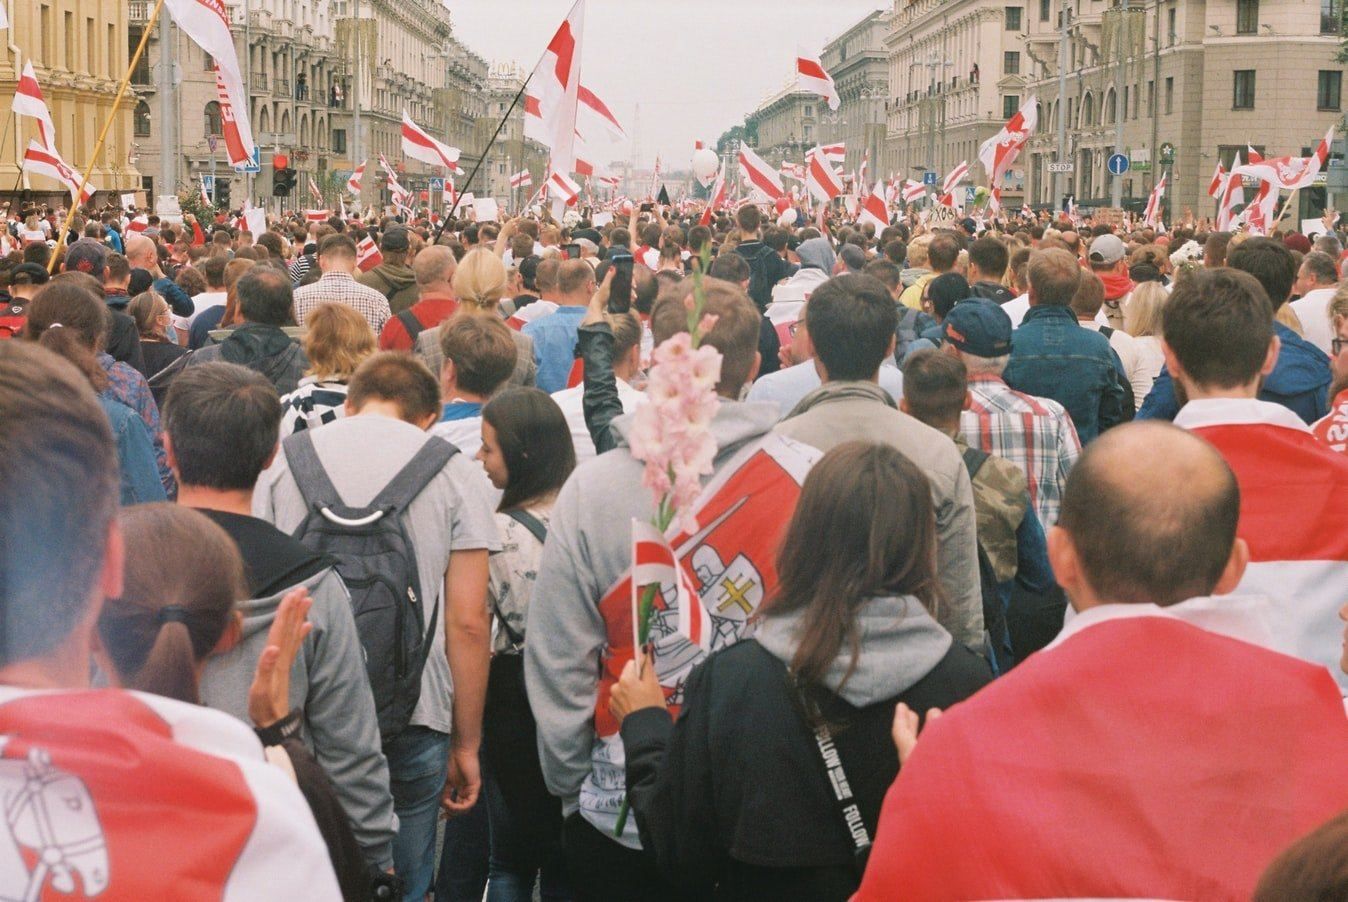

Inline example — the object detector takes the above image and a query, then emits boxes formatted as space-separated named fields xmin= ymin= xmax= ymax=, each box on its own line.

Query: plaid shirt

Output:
xmin=98 ymin=352 xmax=174 ymax=496
xmin=960 ymin=373 xmax=1081 ymax=528
xmin=293 ymin=271 xmax=391 ymax=336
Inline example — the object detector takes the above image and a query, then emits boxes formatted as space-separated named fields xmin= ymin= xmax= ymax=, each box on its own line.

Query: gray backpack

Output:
xmin=283 ymin=430 xmax=459 ymax=740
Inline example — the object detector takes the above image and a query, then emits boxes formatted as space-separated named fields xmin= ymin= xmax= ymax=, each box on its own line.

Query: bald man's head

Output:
xmin=124 ymin=234 xmax=156 ymax=270
xmin=1056 ymin=422 xmax=1241 ymax=607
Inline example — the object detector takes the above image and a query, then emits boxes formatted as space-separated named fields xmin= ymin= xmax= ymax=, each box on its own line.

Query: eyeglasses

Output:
xmin=788 ymin=322 xmax=800 ymax=337
xmin=1334 ymin=337 xmax=1346 ymax=356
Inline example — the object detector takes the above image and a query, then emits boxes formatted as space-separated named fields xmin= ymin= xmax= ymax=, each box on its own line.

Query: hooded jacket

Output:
xmin=188 ymin=322 xmax=309 ymax=395
xmin=971 ymin=280 xmax=1014 ymax=305
xmin=621 ymin=597 xmax=991 ymax=901
xmin=197 ymin=510 xmax=396 ymax=869
xmin=359 ymin=262 xmax=419 ymax=314
xmin=774 ymin=381 xmax=984 ymax=647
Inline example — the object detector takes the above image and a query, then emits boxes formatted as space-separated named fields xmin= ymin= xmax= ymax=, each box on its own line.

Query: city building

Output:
xmin=1018 ymin=0 xmax=1345 ymax=216
xmin=745 ymin=80 xmax=822 ymax=169
xmin=478 ymin=62 xmax=549 ymax=208
xmin=0 ymin=1 xmax=142 ymax=206
xmin=819 ymin=9 xmax=892 ymax=179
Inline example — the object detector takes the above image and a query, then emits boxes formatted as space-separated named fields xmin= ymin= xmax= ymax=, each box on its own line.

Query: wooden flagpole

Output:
xmin=48 ymin=0 xmax=167 ymax=271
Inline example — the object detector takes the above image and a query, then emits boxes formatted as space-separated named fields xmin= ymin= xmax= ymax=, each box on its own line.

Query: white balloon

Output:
xmin=777 ymin=210 xmax=796 ymax=228
xmin=692 ymin=148 xmax=719 ymax=181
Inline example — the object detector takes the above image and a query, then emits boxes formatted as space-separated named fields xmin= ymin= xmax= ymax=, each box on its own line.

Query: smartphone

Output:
xmin=563 ymin=242 xmax=581 ymax=260
xmin=608 ymin=254 xmax=634 ymax=314
xmin=639 ymin=202 xmax=654 ymax=213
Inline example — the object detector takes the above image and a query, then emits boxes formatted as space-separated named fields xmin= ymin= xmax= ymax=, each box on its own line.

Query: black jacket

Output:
xmin=621 ymin=639 xmax=990 ymax=901
xmin=971 ymin=280 xmax=1015 ymax=305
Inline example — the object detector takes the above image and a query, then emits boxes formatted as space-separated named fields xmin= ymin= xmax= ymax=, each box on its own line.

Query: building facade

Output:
xmin=0 ymin=0 xmax=142 ymax=205
xmin=820 ymin=9 xmax=892 ymax=179
xmin=1018 ymin=0 xmax=1345 ymax=216
xmin=746 ymin=80 xmax=821 ymax=170
xmin=478 ymin=62 xmax=549 ymax=208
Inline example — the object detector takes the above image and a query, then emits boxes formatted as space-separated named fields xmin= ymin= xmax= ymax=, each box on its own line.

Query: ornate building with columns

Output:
xmin=820 ymin=9 xmax=891 ymax=180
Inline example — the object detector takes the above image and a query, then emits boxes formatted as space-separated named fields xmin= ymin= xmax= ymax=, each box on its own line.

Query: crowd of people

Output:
xmin=2 ymin=193 xmax=1348 ymax=901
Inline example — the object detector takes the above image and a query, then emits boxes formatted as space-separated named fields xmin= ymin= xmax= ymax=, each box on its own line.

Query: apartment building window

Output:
xmin=1005 ymin=6 xmax=1023 ymax=29
xmin=1004 ymin=51 xmax=1020 ymax=74
xmin=1319 ymin=70 xmax=1342 ymax=110
xmin=1165 ymin=77 xmax=1174 ymax=114
xmin=803 ymin=124 xmax=813 ymax=141
xmin=204 ymin=53 xmax=215 ymax=72
xmin=803 ymin=104 xmax=814 ymax=118
xmin=332 ymin=129 xmax=347 ymax=154
xmin=63 ymin=12 xmax=74 ymax=70
xmin=1233 ymin=70 xmax=1256 ymax=109
xmin=40 ymin=6 xmax=52 ymax=64
xmin=204 ymin=102 xmax=222 ymax=137
xmin=1003 ymin=94 xmax=1020 ymax=119
xmin=1236 ymin=0 xmax=1258 ymax=34
xmin=134 ymin=101 xmax=151 ymax=138
xmin=1167 ymin=7 xmax=1177 ymax=44
xmin=1147 ymin=80 xmax=1154 ymax=115
xmin=86 ymin=18 xmax=95 ymax=74
xmin=1323 ymin=0 xmax=1342 ymax=33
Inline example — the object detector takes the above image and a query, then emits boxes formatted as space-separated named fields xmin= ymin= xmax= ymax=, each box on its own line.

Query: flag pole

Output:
xmin=48 ymin=0 xmax=167 ymax=271
xmin=432 ymin=71 xmax=532 ymax=244
xmin=1271 ymin=186 xmax=1301 ymax=234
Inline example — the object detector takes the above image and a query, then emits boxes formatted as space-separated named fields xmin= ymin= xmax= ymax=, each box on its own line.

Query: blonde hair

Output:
xmin=303 ymin=302 xmax=377 ymax=380
xmin=1124 ymin=281 xmax=1167 ymax=337
xmin=907 ymin=233 xmax=933 ymax=268
xmin=452 ymin=248 xmax=507 ymax=311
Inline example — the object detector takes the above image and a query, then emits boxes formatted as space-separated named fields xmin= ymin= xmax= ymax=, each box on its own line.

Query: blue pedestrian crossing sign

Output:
xmin=1107 ymin=153 xmax=1130 ymax=176
xmin=923 ymin=171 xmax=938 ymax=186
xmin=429 ymin=177 xmax=445 ymax=192
xmin=234 ymin=146 xmax=260 ymax=174
xmin=201 ymin=175 xmax=215 ymax=196
xmin=965 ymin=186 xmax=976 ymax=204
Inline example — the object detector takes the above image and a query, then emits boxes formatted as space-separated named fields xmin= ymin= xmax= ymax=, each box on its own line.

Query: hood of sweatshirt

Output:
xmin=611 ymin=398 xmax=783 ymax=465
xmin=784 ymin=379 xmax=897 ymax=420
xmin=971 ymin=281 xmax=1014 ymax=305
xmin=365 ymin=263 xmax=416 ymax=295
xmin=1099 ymin=271 xmax=1135 ymax=301
xmin=756 ymin=595 xmax=953 ymax=706
xmin=900 ymin=267 xmax=931 ymax=289
xmin=796 ymin=237 xmax=836 ymax=273
xmin=220 ymin=322 xmax=301 ymax=381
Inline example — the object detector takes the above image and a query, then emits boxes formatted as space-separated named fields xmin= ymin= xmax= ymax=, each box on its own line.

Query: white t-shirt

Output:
xmin=172 ymin=289 xmax=227 ymax=335
xmin=551 ymin=378 xmax=644 ymax=462
xmin=1004 ymin=293 xmax=1030 ymax=329
xmin=1290 ymin=287 xmax=1336 ymax=355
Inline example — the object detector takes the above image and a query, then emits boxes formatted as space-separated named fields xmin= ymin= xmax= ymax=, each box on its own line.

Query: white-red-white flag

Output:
xmin=1143 ymin=173 xmax=1166 ymax=228
xmin=859 ymin=178 xmax=890 ymax=231
xmin=1217 ymin=151 xmax=1246 ymax=231
xmin=22 ymin=140 xmax=94 ymax=204
xmin=978 ymin=95 xmax=1037 ymax=188
xmin=199 ymin=176 xmax=212 ymax=206
xmin=356 ymin=235 xmax=383 ymax=272
xmin=738 ymin=144 xmax=785 ymax=200
xmin=401 ymin=111 xmax=462 ymax=174
xmin=210 ymin=63 xmax=249 ymax=169
xmin=304 ymin=209 xmax=329 ymax=223
xmin=858 ymin=149 xmax=870 ymax=197
xmin=700 ymin=163 xmax=727 ymax=226
xmin=631 ymin=519 xmax=712 ymax=653
xmin=308 ymin=174 xmax=324 ymax=205
xmin=821 ymin=143 xmax=846 ymax=168
xmin=1208 ymin=162 xmax=1226 ymax=200
xmin=164 ymin=0 xmax=255 ymax=164
xmin=942 ymin=160 xmax=970 ymax=196
xmin=902 ymin=179 xmax=927 ymax=204
xmin=548 ymin=168 xmax=582 ymax=206
xmin=12 ymin=61 xmax=56 ymax=151
xmin=577 ymin=84 xmax=625 ymax=143
xmin=523 ymin=0 xmax=585 ymax=175
xmin=510 ymin=169 xmax=533 ymax=189
xmin=1232 ymin=127 xmax=1334 ymax=192
xmin=805 ymin=145 xmax=845 ymax=203
xmin=347 ymin=162 xmax=365 ymax=196
xmin=796 ymin=47 xmax=840 ymax=111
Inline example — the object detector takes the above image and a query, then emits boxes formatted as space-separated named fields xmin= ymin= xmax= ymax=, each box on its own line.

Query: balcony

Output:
xmin=128 ymin=0 xmax=150 ymax=22
xmin=254 ymin=72 xmax=268 ymax=91
xmin=275 ymin=77 xmax=290 ymax=97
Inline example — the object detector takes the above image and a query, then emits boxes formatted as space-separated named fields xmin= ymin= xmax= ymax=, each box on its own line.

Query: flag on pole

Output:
xmin=548 ymin=168 xmax=582 ymax=206
xmin=308 ymin=174 xmax=324 ymax=205
xmin=700 ymin=163 xmax=727 ymax=226
xmin=12 ymin=61 xmax=56 ymax=151
xmin=859 ymin=178 xmax=890 ymax=231
xmin=942 ymin=161 xmax=970 ymax=196
xmin=978 ymin=94 xmax=1038 ymax=189
xmin=401 ymin=111 xmax=463 ymax=173
xmin=796 ymin=47 xmax=840 ymax=111
xmin=211 ymin=64 xmax=249 ymax=168
xmin=304 ymin=209 xmax=329 ymax=223
xmin=821 ymin=143 xmax=846 ymax=169
xmin=858 ymin=149 xmax=870 ymax=198
xmin=1207 ymin=162 xmax=1226 ymax=200
xmin=199 ymin=176 xmax=212 ymax=206
xmin=737 ymin=144 xmax=785 ymax=200
xmin=630 ymin=520 xmax=713 ymax=654
xmin=1231 ymin=127 xmax=1334 ymax=192
xmin=577 ymin=84 xmax=625 ymax=142
xmin=523 ymin=0 xmax=585 ymax=177
xmin=805 ymin=145 xmax=845 ymax=203
xmin=347 ymin=161 xmax=365 ymax=196
xmin=510 ymin=169 xmax=533 ymax=189
xmin=356 ymin=235 xmax=383 ymax=272
xmin=22 ymin=140 xmax=94 ymax=204
xmin=1143 ymin=173 xmax=1166 ymax=228
xmin=902 ymin=180 xmax=927 ymax=204
xmin=164 ymin=0 xmax=256 ymax=164
xmin=1217 ymin=151 xmax=1246 ymax=231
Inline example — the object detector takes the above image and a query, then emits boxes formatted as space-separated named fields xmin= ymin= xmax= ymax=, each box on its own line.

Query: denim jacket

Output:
xmin=1004 ymin=305 xmax=1128 ymax=444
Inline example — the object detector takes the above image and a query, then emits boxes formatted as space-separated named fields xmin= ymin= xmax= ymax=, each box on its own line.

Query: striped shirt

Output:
xmin=960 ymin=373 xmax=1081 ymax=528
xmin=293 ymin=271 xmax=392 ymax=336
xmin=278 ymin=377 xmax=349 ymax=435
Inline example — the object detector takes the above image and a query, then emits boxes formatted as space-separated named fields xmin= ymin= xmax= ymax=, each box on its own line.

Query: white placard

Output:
xmin=473 ymin=198 xmax=499 ymax=222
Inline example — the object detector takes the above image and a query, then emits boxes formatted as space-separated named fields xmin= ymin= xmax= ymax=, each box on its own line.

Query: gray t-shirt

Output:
xmin=254 ymin=413 xmax=500 ymax=734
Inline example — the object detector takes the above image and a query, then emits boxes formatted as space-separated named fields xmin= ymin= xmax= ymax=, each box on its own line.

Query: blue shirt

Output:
xmin=522 ymin=306 xmax=587 ymax=394
xmin=440 ymin=401 xmax=483 ymax=422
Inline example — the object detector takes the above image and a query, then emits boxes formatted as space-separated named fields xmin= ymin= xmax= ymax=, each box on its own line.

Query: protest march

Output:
xmin=3 ymin=0 xmax=1348 ymax=899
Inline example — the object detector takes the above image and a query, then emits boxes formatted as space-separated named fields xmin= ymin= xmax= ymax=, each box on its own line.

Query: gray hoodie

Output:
xmin=200 ymin=567 xmax=397 ymax=868
xmin=755 ymin=595 xmax=952 ymax=706
xmin=774 ymin=381 xmax=984 ymax=648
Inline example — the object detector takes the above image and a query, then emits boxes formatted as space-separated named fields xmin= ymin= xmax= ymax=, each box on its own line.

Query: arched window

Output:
xmin=134 ymin=101 xmax=151 ymax=138
xmin=204 ymin=101 xmax=222 ymax=137
xmin=1081 ymin=93 xmax=1094 ymax=127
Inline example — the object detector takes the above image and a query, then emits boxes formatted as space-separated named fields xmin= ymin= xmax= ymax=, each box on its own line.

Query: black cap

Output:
xmin=10 ymin=262 xmax=49 ymax=286
xmin=380 ymin=228 xmax=410 ymax=252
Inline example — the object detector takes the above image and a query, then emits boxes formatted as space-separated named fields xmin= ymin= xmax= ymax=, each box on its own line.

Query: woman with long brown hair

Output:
xmin=127 ymin=288 xmax=189 ymax=378
xmin=608 ymin=441 xmax=992 ymax=901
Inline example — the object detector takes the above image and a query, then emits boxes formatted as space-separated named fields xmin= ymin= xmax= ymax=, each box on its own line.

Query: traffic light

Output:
xmin=272 ymin=168 xmax=297 ymax=196
xmin=216 ymin=179 xmax=232 ymax=209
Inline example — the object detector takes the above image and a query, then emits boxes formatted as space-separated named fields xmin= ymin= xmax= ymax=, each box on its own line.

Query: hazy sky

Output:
xmin=450 ymin=0 xmax=887 ymax=170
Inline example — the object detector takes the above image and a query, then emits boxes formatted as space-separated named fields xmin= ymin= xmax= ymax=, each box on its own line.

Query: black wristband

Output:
xmin=254 ymin=708 xmax=303 ymax=746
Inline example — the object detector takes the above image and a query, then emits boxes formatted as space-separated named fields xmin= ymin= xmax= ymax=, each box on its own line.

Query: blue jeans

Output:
xmin=387 ymin=726 xmax=451 ymax=902
xmin=484 ymin=770 xmax=571 ymax=901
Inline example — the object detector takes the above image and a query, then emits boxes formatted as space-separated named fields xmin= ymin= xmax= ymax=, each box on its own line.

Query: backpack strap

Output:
xmin=282 ymin=429 xmax=346 ymax=511
xmin=793 ymin=685 xmax=872 ymax=874
xmin=961 ymin=445 xmax=991 ymax=481
xmin=367 ymin=436 xmax=460 ymax=513
xmin=505 ymin=508 xmax=548 ymax=546
xmin=396 ymin=309 xmax=424 ymax=343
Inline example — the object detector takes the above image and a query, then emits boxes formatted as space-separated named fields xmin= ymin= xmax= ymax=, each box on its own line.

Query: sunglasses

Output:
xmin=1334 ymin=337 xmax=1346 ymax=355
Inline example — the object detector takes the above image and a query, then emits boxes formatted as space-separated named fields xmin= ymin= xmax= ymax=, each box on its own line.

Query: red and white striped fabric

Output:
xmin=941 ymin=160 xmax=970 ymax=196
xmin=577 ymin=84 xmax=625 ymax=143
xmin=23 ymin=140 xmax=94 ymax=204
xmin=377 ymin=152 xmax=397 ymax=182
xmin=796 ymin=47 xmax=840 ymax=111
xmin=631 ymin=519 xmax=711 ymax=652
xmin=510 ymin=169 xmax=532 ymax=189
xmin=346 ymin=161 xmax=365 ymax=196
xmin=356 ymin=235 xmax=383 ymax=272
xmin=1217 ymin=151 xmax=1246 ymax=231
xmin=165 ymin=0 xmax=255 ymax=165
xmin=401 ymin=111 xmax=462 ymax=174
xmin=1207 ymin=161 xmax=1226 ymax=200
xmin=699 ymin=163 xmax=727 ymax=226
xmin=548 ymin=169 xmax=582 ymax=206
xmin=308 ymin=175 xmax=323 ymax=205
xmin=211 ymin=63 xmax=249 ymax=169
xmin=858 ymin=178 xmax=890 ymax=231
xmin=304 ymin=209 xmax=329 ymax=223
xmin=978 ymin=94 xmax=1037 ymax=189
xmin=805 ymin=145 xmax=844 ymax=203
xmin=1175 ymin=398 xmax=1348 ymax=692
xmin=1142 ymin=172 xmax=1165 ymax=228
xmin=126 ymin=216 xmax=150 ymax=233
xmin=1232 ymin=127 xmax=1334 ymax=192
xmin=199 ymin=176 xmax=212 ymax=206
xmin=12 ymin=61 xmax=56 ymax=151
xmin=902 ymin=179 xmax=927 ymax=204
xmin=523 ymin=0 xmax=585 ymax=173
xmin=0 ymin=686 xmax=339 ymax=900
xmin=738 ymin=144 xmax=785 ymax=201
xmin=598 ymin=175 xmax=620 ymax=189
xmin=821 ymin=143 xmax=845 ymax=168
